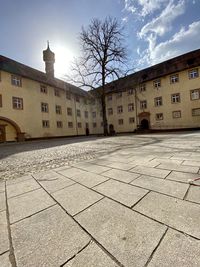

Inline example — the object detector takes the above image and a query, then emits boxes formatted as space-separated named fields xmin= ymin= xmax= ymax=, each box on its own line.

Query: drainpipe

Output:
xmin=73 ymin=96 xmax=78 ymax=136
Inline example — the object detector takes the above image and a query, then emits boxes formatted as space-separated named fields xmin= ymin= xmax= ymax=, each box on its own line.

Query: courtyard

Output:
xmin=0 ymin=131 xmax=200 ymax=266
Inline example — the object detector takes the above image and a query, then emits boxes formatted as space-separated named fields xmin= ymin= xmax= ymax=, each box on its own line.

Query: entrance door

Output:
xmin=141 ymin=119 xmax=149 ymax=130
xmin=0 ymin=125 xmax=6 ymax=142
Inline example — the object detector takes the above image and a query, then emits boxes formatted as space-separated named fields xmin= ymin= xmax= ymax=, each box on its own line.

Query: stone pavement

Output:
xmin=0 ymin=132 xmax=200 ymax=267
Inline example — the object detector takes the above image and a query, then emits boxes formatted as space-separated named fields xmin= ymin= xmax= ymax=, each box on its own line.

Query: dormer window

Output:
xmin=11 ymin=75 xmax=22 ymax=87
xmin=153 ymin=79 xmax=161 ymax=88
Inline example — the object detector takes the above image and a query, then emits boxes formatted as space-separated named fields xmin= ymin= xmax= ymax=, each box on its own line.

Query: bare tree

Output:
xmin=70 ymin=17 xmax=130 ymax=135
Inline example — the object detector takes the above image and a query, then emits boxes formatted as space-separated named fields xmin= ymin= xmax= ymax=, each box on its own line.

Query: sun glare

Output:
xmin=53 ymin=45 xmax=74 ymax=78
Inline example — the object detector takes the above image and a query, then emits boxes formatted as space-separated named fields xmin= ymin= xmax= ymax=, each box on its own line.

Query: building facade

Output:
xmin=0 ymin=47 xmax=200 ymax=142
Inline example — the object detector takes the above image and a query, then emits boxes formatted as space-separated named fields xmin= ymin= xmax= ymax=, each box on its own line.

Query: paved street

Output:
xmin=0 ymin=132 xmax=200 ymax=267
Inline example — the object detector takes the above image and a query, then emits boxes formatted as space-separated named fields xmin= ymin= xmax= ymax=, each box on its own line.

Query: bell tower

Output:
xmin=43 ymin=41 xmax=55 ymax=78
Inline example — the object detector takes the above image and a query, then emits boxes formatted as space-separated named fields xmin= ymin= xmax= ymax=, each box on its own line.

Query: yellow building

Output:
xmin=0 ymin=46 xmax=200 ymax=142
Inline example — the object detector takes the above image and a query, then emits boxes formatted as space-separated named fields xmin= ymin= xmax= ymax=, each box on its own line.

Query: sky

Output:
xmin=0 ymin=0 xmax=200 ymax=78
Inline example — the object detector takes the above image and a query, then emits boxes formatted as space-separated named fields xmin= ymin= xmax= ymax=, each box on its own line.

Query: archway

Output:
xmin=0 ymin=117 xmax=24 ymax=142
xmin=138 ymin=112 xmax=150 ymax=130
xmin=141 ymin=119 xmax=149 ymax=130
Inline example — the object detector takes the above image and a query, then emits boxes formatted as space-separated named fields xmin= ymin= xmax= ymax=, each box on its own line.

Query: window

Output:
xmin=11 ymin=75 xmax=22 ymax=87
xmin=128 ymin=103 xmax=134 ymax=112
xmin=192 ymin=108 xmax=200 ymax=116
xmin=0 ymin=95 xmax=2 ymax=107
xmin=40 ymin=85 xmax=47 ymax=93
xmin=75 ymin=95 xmax=80 ymax=102
xmin=116 ymin=92 xmax=122 ymax=98
xmin=107 ymin=95 xmax=112 ymax=101
xmin=41 ymin=102 xmax=49 ymax=113
xmin=153 ymin=79 xmax=161 ymax=88
xmin=57 ymin=121 xmax=63 ymax=128
xmin=77 ymin=109 xmax=81 ymax=117
xmin=66 ymin=91 xmax=71 ymax=100
xmin=129 ymin=117 xmax=135 ymax=124
xmin=170 ymin=74 xmax=179 ymax=83
xmin=12 ymin=97 xmax=23 ymax=109
xmin=85 ymin=122 xmax=89 ymax=128
xmin=55 ymin=105 xmax=62 ymax=114
xmin=93 ymin=122 xmax=97 ymax=128
xmin=172 ymin=110 xmax=181 ymax=118
xmin=68 ymin=122 xmax=73 ymax=128
xmin=188 ymin=68 xmax=199 ymax=79
xmin=156 ymin=113 xmax=163 ymax=120
xmin=118 ymin=119 xmax=123 ymax=125
xmin=155 ymin=97 xmax=163 ymax=107
xmin=67 ymin=107 xmax=72 ymax=116
xmin=140 ymin=100 xmax=147 ymax=109
xmin=85 ymin=111 xmax=88 ymax=118
xmin=127 ymin=89 xmax=134 ymax=95
xmin=84 ymin=98 xmax=88 ymax=105
xmin=92 ymin=112 xmax=96 ymax=118
xmin=77 ymin=122 xmax=82 ymax=128
xmin=171 ymin=93 xmax=180 ymax=103
xmin=117 ymin=105 xmax=123 ymax=114
xmin=108 ymin=108 xmax=113 ymax=115
xmin=42 ymin=120 xmax=49 ymax=128
xmin=140 ymin=84 xmax=146 ymax=92
xmin=190 ymin=89 xmax=200 ymax=100
xmin=54 ymin=89 xmax=60 ymax=97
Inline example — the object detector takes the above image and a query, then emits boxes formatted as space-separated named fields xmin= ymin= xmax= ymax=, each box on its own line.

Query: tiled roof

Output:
xmin=0 ymin=55 xmax=88 ymax=97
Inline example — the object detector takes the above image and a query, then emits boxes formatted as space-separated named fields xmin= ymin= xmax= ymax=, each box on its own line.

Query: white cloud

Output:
xmin=144 ymin=20 xmax=200 ymax=65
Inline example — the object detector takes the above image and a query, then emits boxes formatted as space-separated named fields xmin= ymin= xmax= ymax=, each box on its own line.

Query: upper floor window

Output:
xmin=67 ymin=107 xmax=72 ymax=116
xmin=66 ymin=91 xmax=71 ymax=100
xmin=54 ymin=89 xmax=60 ymax=97
xmin=40 ymin=85 xmax=47 ymax=94
xmin=42 ymin=120 xmax=49 ymax=128
xmin=192 ymin=108 xmax=200 ymax=116
xmin=118 ymin=119 xmax=123 ymax=125
xmin=12 ymin=97 xmax=23 ymax=109
xmin=55 ymin=105 xmax=62 ymax=114
xmin=190 ymin=89 xmax=200 ymax=100
xmin=156 ymin=113 xmax=163 ymax=120
xmin=140 ymin=100 xmax=147 ymax=109
xmin=153 ymin=79 xmax=161 ymax=88
xmin=92 ymin=112 xmax=96 ymax=118
xmin=140 ymin=84 xmax=146 ymax=92
xmin=155 ymin=97 xmax=163 ymax=107
xmin=188 ymin=68 xmax=199 ymax=79
xmin=84 ymin=98 xmax=88 ymax=105
xmin=129 ymin=117 xmax=135 ymax=124
xmin=77 ymin=109 xmax=81 ymax=117
xmin=171 ymin=93 xmax=180 ymax=103
xmin=117 ymin=105 xmax=123 ymax=114
xmin=0 ymin=94 xmax=2 ymax=107
xmin=128 ymin=103 xmax=134 ymax=112
xmin=127 ymin=89 xmax=134 ymax=95
xmin=77 ymin=122 xmax=82 ymax=128
xmin=170 ymin=74 xmax=179 ymax=84
xmin=93 ymin=122 xmax=97 ymax=128
xmin=85 ymin=110 xmax=88 ymax=118
xmin=41 ymin=102 xmax=49 ymax=113
xmin=107 ymin=95 xmax=112 ymax=101
xmin=57 ymin=121 xmax=63 ymax=128
xmin=11 ymin=75 xmax=22 ymax=87
xmin=68 ymin=121 xmax=73 ymax=128
xmin=116 ymin=92 xmax=122 ymax=98
xmin=75 ymin=95 xmax=80 ymax=102
xmin=108 ymin=108 xmax=113 ymax=115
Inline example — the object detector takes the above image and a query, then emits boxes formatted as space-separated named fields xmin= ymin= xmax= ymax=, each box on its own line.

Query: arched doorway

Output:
xmin=141 ymin=119 xmax=149 ymax=130
xmin=0 ymin=117 xmax=24 ymax=142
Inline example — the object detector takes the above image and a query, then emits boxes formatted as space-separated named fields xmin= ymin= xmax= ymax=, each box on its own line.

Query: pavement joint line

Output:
xmin=183 ymin=184 xmax=192 ymax=200
xmin=130 ymin=190 xmax=151 ymax=209
xmin=60 ymin=239 xmax=92 ymax=267
xmin=144 ymin=227 xmax=169 ymax=267
xmin=10 ymin=203 xmax=57 ymax=225
xmin=7 ymin=187 xmax=41 ymax=200
xmin=31 ymin=174 xmax=125 ymax=267
xmin=155 ymin=166 xmax=199 ymax=174
xmin=0 ymin=250 xmax=10 ymax=257
xmin=36 ymin=179 xmax=77 ymax=193
xmin=91 ymin=178 xmax=111 ymax=189
xmin=5 ymin=181 xmax=17 ymax=267
xmin=163 ymin=170 xmax=172 ymax=180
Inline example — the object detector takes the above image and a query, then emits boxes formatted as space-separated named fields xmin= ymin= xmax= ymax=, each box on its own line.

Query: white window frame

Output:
xmin=171 ymin=93 xmax=180 ymax=103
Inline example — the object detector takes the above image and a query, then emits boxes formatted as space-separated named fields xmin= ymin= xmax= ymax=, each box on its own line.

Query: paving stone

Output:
xmin=186 ymin=186 xmax=200 ymax=204
xmin=7 ymin=179 xmax=40 ymax=198
xmin=151 ymin=158 xmax=183 ymax=165
xmin=0 ymin=192 xmax=6 ymax=212
xmin=130 ymin=166 xmax=170 ymax=178
xmin=57 ymin=167 xmax=89 ymax=178
xmin=134 ymin=192 xmax=200 ymax=239
xmin=148 ymin=229 xmax=200 ymax=267
xmin=0 ymin=252 xmax=12 ymax=267
xmin=64 ymin=241 xmax=117 ymax=267
xmin=73 ymin=163 xmax=110 ymax=174
xmin=52 ymin=183 xmax=103 ymax=216
xmin=131 ymin=175 xmax=189 ymax=199
xmin=8 ymin=188 xmax=55 ymax=223
xmin=102 ymin=169 xmax=140 ymax=183
xmin=76 ymin=198 xmax=167 ymax=267
xmin=94 ymin=179 xmax=148 ymax=207
xmin=0 ymin=211 xmax=9 ymax=254
xmin=0 ymin=181 xmax=5 ymax=192
xmin=105 ymin=161 xmax=135 ymax=171
xmin=52 ymin=165 xmax=71 ymax=171
xmin=182 ymin=160 xmax=200 ymax=167
xmin=88 ymin=159 xmax=116 ymax=167
xmin=6 ymin=175 xmax=32 ymax=185
xmin=38 ymin=176 xmax=75 ymax=193
xmin=11 ymin=205 xmax=90 ymax=267
xmin=157 ymin=163 xmax=199 ymax=173
xmin=72 ymin=172 xmax=109 ymax=188
xmin=166 ymin=171 xmax=199 ymax=183
xmin=33 ymin=170 xmax=62 ymax=180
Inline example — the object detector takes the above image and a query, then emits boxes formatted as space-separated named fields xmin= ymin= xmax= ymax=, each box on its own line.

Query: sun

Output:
xmin=53 ymin=45 xmax=74 ymax=78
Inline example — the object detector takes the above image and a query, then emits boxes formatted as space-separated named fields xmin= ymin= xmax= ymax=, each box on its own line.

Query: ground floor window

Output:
xmin=192 ymin=108 xmax=200 ymax=116
xmin=42 ymin=120 xmax=49 ymax=128
xmin=172 ymin=110 xmax=181 ymax=118
xmin=156 ymin=113 xmax=163 ymax=120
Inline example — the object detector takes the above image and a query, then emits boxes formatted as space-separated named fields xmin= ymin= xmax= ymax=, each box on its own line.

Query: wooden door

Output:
xmin=0 ymin=125 xmax=6 ymax=142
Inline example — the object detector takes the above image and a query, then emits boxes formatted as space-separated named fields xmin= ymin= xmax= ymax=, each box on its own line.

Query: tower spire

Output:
xmin=43 ymin=42 xmax=55 ymax=78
